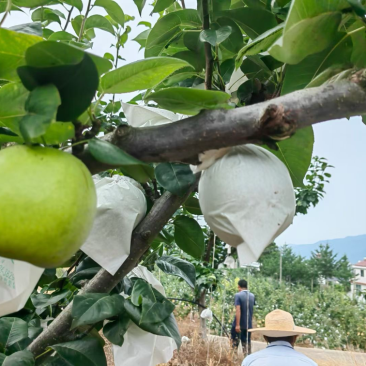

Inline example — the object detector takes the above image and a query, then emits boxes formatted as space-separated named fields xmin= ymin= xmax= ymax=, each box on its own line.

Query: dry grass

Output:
xmin=159 ymin=318 xmax=241 ymax=366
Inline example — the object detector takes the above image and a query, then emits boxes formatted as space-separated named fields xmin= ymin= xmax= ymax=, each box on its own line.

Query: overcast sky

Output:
xmin=5 ymin=0 xmax=366 ymax=245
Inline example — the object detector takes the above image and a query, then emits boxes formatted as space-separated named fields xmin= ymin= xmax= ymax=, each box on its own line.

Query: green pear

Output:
xmin=0 ymin=145 xmax=97 ymax=268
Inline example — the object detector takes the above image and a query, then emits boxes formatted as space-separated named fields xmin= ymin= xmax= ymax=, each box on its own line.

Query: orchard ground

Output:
xmin=103 ymin=316 xmax=366 ymax=366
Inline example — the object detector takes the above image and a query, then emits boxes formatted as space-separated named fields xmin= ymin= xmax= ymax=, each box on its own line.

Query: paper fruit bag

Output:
xmin=0 ymin=257 xmax=44 ymax=317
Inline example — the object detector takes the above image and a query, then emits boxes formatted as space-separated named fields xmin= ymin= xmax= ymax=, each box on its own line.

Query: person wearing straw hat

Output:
xmin=242 ymin=309 xmax=317 ymax=366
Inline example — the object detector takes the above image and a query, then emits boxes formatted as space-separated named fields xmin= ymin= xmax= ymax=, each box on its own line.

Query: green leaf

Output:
xmin=13 ymin=0 xmax=51 ymax=6
xmin=133 ymin=0 xmax=146 ymax=15
xmin=31 ymin=289 xmax=71 ymax=308
xmin=0 ymin=28 xmax=41 ymax=81
xmin=155 ymin=163 xmax=196 ymax=196
xmin=103 ymin=316 xmax=131 ymax=346
xmin=269 ymin=0 xmax=350 ymax=64
xmin=214 ymin=17 xmax=243 ymax=57
xmin=0 ymin=127 xmax=18 ymax=137
xmin=19 ymin=85 xmax=61 ymax=141
xmin=285 ymin=0 xmax=350 ymax=31
xmin=199 ymin=26 xmax=232 ymax=46
xmin=153 ymin=0 xmax=175 ymax=13
xmin=104 ymin=100 xmax=121 ymax=113
xmin=85 ymin=14 xmax=115 ymax=35
xmin=138 ymin=21 xmax=151 ymax=28
xmin=0 ymin=318 xmax=28 ymax=352
xmin=41 ymin=122 xmax=75 ymax=145
xmin=347 ymin=0 xmax=366 ymax=16
xmin=62 ymin=0 xmax=83 ymax=12
xmin=100 ymin=57 xmax=192 ymax=94
xmin=156 ymin=255 xmax=196 ymax=288
xmin=43 ymin=28 xmax=54 ymax=39
xmin=18 ymin=42 xmax=99 ymax=122
xmin=48 ymin=31 xmax=77 ymax=41
xmin=124 ymin=300 xmax=181 ymax=348
xmin=183 ymin=195 xmax=202 ymax=215
xmin=9 ymin=23 xmax=42 ymax=37
xmin=71 ymin=293 xmax=125 ymax=329
xmin=131 ymin=279 xmax=175 ymax=324
xmin=70 ymin=268 xmax=100 ymax=287
xmin=104 ymin=52 xmax=115 ymax=62
xmin=269 ymin=12 xmax=342 ymax=64
xmin=349 ymin=20 xmax=366 ymax=68
xmin=0 ymin=82 xmax=29 ymax=134
xmin=220 ymin=58 xmax=235 ymax=83
xmin=133 ymin=29 xmax=151 ymax=50
xmin=281 ymin=33 xmax=352 ymax=94
xmin=88 ymin=138 xmax=154 ymax=183
xmin=218 ymin=8 xmax=277 ymax=39
xmin=119 ymin=164 xmax=155 ymax=184
xmin=23 ymin=40 xmax=112 ymax=77
xmin=0 ymin=351 xmax=35 ymax=366
xmin=94 ymin=0 xmax=125 ymax=27
xmin=145 ymin=9 xmax=201 ymax=57
xmin=144 ymin=87 xmax=232 ymax=115
xmin=236 ymin=24 xmax=284 ymax=66
xmin=174 ymin=215 xmax=205 ymax=258
xmin=50 ymin=337 xmax=107 ymax=366
xmin=32 ymin=8 xmax=64 ymax=25
xmin=266 ymin=127 xmax=314 ymax=187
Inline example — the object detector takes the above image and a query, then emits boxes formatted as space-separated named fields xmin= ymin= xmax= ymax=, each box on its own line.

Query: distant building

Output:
xmin=350 ymin=258 xmax=366 ymax=299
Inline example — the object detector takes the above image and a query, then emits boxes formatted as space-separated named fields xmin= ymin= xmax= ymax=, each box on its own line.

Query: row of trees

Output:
xmin=258 ymin=243 xmax=354 ymax=290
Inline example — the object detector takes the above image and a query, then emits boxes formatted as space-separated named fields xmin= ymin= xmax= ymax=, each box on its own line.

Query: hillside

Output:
xmin=290 ymin=235 xmax=366 ymax=263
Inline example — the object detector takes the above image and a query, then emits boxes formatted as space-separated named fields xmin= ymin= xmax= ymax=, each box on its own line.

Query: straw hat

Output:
xmin=248 ymin=309 xmax=316 ymax=337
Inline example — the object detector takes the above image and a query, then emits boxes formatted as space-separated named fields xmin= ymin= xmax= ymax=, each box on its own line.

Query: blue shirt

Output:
xmin=233 ymin=290 xmax=255 ymax=329
xmin=242 ymin=341 xmax=318 ymax=366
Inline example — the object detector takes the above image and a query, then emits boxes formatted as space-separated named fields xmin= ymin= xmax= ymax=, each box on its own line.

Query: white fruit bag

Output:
xmin=113 ymin=266 xmax=177 ymax=366
xmin=199 ymin=144 xmax=296 ymax=265
xmin=81 ymin=175 xmax=147 ymax=276
xmin=200 ymin=308 xmax=213 ymax=322
xmin=122 ymin=102 xmax=186 ymax=127
xmin=0 ymin=257 xmax=44 ymax=317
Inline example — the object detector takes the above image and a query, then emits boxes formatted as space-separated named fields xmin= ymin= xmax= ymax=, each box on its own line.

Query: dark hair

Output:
xmin=264 ymin=336 xmax=297 ymax=343
xmin=238 ymin=279 xmax=247 ymax=288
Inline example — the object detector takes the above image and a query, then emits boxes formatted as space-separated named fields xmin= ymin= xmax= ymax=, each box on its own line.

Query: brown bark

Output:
xmin=75 ymin=79 xmax=366 ymax=174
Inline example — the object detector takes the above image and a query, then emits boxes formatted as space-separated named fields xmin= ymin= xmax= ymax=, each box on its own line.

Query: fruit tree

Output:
xmin=0 ymin=0 xmax=364 ymax=364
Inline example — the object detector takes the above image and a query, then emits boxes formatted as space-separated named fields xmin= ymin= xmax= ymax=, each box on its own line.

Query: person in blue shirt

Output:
xmin=231 ymin=279 xmax=255 ymax=356
xmin=243 ymin=309 xmax=317 ymax=366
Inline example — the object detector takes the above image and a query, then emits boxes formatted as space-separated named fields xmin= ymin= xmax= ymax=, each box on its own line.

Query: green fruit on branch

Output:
xmin=0 ymin=145 xmax=97 ymax=268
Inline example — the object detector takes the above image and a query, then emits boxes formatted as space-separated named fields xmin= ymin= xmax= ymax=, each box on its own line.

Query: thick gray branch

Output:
xmin=28 ymin=182 xmax=198 ymax=356
xmin=77 ymin=81 xmax=366 ymax=174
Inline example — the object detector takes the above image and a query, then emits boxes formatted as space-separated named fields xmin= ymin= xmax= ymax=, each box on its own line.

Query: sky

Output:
xmin=5 ymin=0 xmax=366 ymax=246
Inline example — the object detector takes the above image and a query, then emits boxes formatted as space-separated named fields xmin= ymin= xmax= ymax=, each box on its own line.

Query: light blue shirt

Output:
xmin=242 ymin=341 xmax=318 ymax=366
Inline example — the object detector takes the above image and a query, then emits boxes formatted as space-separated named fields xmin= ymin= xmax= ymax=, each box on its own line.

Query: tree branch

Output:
xmin=203 ymin=230 xmax=215 ymax=263
xmin=76 ymin=79 xmax=366 ymax=174
xmin=202 ymin=0 xmax=213 ymax=90
xmin=63 ymin=6 xmax=73 ymax=31
xmin=78 ymin=0 xmax=92 ymax=42
xmin=28 ymin=180 xmax=198 ymax=356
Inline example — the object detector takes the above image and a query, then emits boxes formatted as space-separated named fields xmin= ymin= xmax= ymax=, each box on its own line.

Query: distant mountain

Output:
xmin=289 ymin=235 xmax=366 ymax=264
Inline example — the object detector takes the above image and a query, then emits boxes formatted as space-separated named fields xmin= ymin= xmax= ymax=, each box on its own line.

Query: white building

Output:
xmin=350 ymin=258 xmax=366 ymax=299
